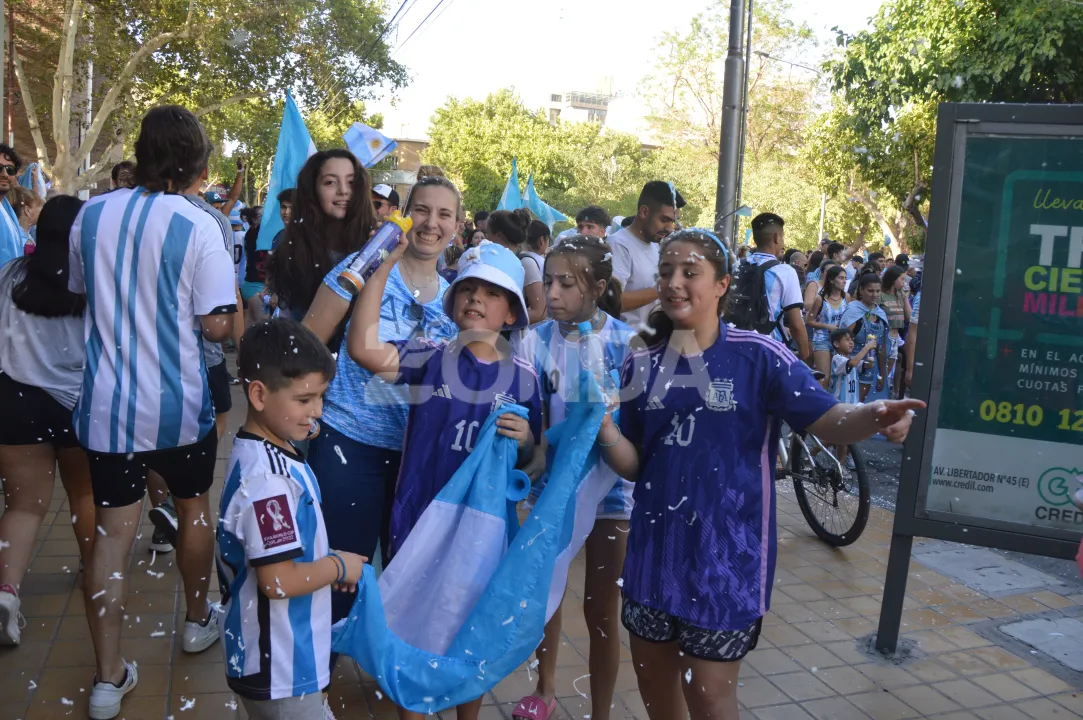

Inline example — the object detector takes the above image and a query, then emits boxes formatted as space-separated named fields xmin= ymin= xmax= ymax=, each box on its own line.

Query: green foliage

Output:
xmin=423 ymin=90 xmax=651 ymax=219
xmin=19 ymin=0 xmax=404 ymax=190
xmin=640 ymin=0 xmax=825 ymax=245
xmin=807 ymin=0 xmax=1083 ymax=251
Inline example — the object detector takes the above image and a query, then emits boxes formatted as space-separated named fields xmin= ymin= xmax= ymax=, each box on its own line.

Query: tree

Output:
xmin=15 ymin=0 xmax=405 ymax=192
xmin=639 ymin=0 xmax=825 ymax=245
xmin=813 ymin=0 xmax=1083 ymax=251
xmin=423 ymin=90 xmax=651 ymax=218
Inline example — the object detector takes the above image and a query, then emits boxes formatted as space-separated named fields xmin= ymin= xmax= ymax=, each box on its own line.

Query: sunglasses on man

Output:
xmin=0 ymin=165 xmax=17 ymax=176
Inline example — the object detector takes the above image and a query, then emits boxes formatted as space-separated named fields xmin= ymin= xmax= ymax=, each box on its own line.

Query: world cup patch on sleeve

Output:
xmin=253 ymin=495 xmax=296 ymax=549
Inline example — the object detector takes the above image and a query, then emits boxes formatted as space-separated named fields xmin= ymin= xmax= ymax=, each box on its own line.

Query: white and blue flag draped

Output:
xmin=18 ymin=163 xmax=47 ymax=200
xmin=332 ymin=373 xmax=607 ymax=713
xmin=496 ymin=158 xmax=523 ymax=211
xmin=523 ymin=173 xmax=567 ymax=230
xmin=344 ymin=122 xmax=397 ymax=168
xmin=256 ymin=92 xmax=317 ymax=251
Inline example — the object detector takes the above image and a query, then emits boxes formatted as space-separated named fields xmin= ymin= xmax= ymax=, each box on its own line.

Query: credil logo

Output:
xmin=1037 ymin=467 xmax=1082 ymax=506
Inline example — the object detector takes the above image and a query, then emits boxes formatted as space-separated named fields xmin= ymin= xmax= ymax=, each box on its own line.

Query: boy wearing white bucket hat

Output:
xmin=344 ymin=238 xmax=543 ymax=720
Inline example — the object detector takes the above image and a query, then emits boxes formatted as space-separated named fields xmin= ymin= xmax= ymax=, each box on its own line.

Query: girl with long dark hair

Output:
xmin=266 ymin=149 xmax=377 ymax=320
xmin=0 ymin=195 xmax=96 ymax=646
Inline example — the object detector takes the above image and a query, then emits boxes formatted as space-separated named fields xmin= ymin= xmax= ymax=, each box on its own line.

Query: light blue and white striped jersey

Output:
xmin=522 ymin=314 xmax=636 ymax=519
xmin=0 ymin=196 xmax=25 ymax=269
xmin=749 ymin=252 xmax=804 ymax=344
xmin=830 ymin=354 xmax=861 ymax=405
xmin=67 ymin=187 xmax=237 ymax=453
xmin=216 ymin=433 xmax=330 ymax=701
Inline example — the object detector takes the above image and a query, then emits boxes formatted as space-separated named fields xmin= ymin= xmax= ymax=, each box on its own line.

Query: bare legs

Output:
xmin=583 ymin=520 xmax=627 ymax=720
xmin=630 ymin=636 xmax=741 ymax=720
xmin=0 ymin=444 xmax=95 ymax=590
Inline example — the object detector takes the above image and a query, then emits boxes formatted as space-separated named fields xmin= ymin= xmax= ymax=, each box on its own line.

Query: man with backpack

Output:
xmin=726 ymin=212 xmax=810 ymax=359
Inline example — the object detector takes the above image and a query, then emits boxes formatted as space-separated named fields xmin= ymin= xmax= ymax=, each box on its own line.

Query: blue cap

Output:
xmin=444 ymin=241 xmax=529 ymax=330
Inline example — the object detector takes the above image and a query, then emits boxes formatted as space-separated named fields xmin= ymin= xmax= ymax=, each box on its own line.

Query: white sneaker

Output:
xmin=89 ymin=661 xmax=138 ymax=719
xmin=0 ymin=586 xmax=24 ymax=646
xmin=182 ymin=604 xmax=220 ymax=653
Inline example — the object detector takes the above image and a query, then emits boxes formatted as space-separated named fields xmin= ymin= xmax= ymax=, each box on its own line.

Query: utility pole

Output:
xmin=0 ymin=0 xmax=5 ymax=146
xmin=714 ymin=0 xmax=748 ymax=244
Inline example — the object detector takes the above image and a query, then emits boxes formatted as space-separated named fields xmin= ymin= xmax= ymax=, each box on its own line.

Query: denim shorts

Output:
xmin=812 ymin=336 xmax=833 ymax=353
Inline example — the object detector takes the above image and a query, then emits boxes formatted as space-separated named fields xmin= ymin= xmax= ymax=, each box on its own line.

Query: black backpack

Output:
xmin=724 ymin=258 xmax=781 ymax=336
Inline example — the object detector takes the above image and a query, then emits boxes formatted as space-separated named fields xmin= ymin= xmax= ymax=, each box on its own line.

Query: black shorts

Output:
xmin=207 ymin=361 xmax=233 ymax=414
xmin=0 ymin=372 xmax=79 ymax=448
xmin=621 ymin=596 xmax=762 ymax=662
xmin=86 ymin=430 xmax=218 ymax=508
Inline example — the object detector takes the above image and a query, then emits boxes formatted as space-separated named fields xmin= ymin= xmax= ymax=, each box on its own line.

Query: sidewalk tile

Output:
xmin=746 ymin=648 xmax=803 ymax=676
xmin=847 ymin=691 xmax=920 ymax=719
xmin=760 ymin=624 xmax=812 ymax=648
xmin=1008 ymin=667 xmax=1073 ymax=695
xmin=974 ymin=706 xmax=1036 ymax=720
xmin=971 ymin=674 xmax=1039 ymax=702
xmin=889 ymin=685 xmax=962 ymax=715
xmin=1014 ymin=696 xmax=1083 ymax=718
xmin=854 ymin=662 xmax=923 ymax=690
xmin=907 ymin=630 xmax=960 ymax=654
xmin=752 ymin=704 xmax=815 ymax=720
xmin=969 ymin=646 xmax=1031 ymax=671
xmin=781 ymin=644 xmax=846 ymax=671
xmin=737 ymin=676 xmax=792 ymax=708
xmin=812 ymin=665 xmax=879 ymax=695
xmin=937 ymin=627 xmax=994 ymax=649
xmin=798 ymin=696 xmax=872 ymax=720
xmin=903 ymin=659 xmax=957 ymax=684
xmin=931 ymin=679 xmax=1001 ymax=708
xmin=768 ymin=670 xmax=834 ymax=702
xmin=791 ymin=620 xmax=853 ymax=643
xmin=1026 ymin=591 xmax=1075 ymax=610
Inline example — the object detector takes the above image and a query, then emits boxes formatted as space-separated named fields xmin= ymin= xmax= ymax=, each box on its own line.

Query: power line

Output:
xmin=395 ymin=0 xmax=450 ymax=54
xmin=408 ymin=0 xmax=459 ymax=46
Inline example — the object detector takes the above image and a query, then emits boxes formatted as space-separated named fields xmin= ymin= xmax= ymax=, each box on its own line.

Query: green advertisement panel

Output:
xmin=926 ymin=135 xmax=1083 ymax=531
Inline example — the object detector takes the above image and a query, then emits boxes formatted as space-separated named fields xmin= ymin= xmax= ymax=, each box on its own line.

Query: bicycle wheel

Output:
xmin=790 ymin=436 xmax=871 ymax=547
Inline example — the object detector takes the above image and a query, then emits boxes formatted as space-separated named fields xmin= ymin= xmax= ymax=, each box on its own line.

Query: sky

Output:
xmin=368 ymin=0 xmax=886 ymax=140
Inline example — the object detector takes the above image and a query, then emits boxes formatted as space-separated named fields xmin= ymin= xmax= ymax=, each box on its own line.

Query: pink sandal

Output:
xmin=512 ymin=695 xmax=557 ymax=720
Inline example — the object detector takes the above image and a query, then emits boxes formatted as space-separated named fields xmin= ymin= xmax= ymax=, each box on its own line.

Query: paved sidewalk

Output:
xmin=2 ymin=401 xmax=1082 ymax=718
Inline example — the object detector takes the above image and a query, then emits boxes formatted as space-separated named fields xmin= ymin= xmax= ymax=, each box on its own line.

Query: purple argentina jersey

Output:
xmin=618 ymin=322 xmax=837 ymax=631
xmin=388 ymin=338 xmax=543 ymax=555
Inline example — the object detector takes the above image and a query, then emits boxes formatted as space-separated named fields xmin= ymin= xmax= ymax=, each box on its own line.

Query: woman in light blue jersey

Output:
xmin=302 ymin=175 xmax=459 ymax=633
xmin=806 ymin=264 xmax=849 ymax=386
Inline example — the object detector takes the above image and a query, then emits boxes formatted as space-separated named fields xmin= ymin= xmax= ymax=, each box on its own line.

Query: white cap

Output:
xmin=372 ymin=184 xmax=394 ymax=199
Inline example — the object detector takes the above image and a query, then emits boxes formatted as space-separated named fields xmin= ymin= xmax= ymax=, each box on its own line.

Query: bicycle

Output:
xmin=776 ymin=373 xmax=871 ymax=547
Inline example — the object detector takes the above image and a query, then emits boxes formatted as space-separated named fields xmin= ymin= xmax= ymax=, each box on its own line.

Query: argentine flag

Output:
xmin=18 ymin=162 xmax=47 ymax=200
xmin=344 ymin=122 xmax=398 ymax=168
xmin=523 ymin=173 xmax=567 ymax=230
xmin=256 ymin=91 xmax=317 ymax=251
xmin=333 ymin=371 xmax=607 ymax=712
xmin=496 ymin=158 xmax=523 ymax=211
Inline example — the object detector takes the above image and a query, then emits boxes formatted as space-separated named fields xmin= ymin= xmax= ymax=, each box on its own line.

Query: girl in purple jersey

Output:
xmin=515 ymin=236 xmax=637 ymax=720
xmin=595 ymin=228 xmax=924 ymax=720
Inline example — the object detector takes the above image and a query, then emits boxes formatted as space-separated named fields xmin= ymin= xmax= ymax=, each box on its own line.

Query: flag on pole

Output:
xmin=344 ymin=122 xmax=398 ymax=168
xmin=256 ymin=91 xmax=317 ymax=251
xmin=523 ymin=173 xmax=567 ymax=230
xmin=496 ymin=158 xmax=523 ymax=211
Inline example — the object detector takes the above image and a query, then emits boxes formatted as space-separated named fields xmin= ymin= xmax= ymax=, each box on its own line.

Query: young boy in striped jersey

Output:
xmin=217 ymin=318 xmax=366 ymax=720
xmin=829 ymin=328 xmax=876 ymax=405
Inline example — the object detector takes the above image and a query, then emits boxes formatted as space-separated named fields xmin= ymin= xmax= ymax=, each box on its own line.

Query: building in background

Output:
xmin=372 ymin=138 xmax=429 ymax=203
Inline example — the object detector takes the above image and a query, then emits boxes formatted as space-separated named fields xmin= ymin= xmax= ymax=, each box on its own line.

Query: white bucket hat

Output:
xmin=444 ymin=241 xmax=530 ymax=330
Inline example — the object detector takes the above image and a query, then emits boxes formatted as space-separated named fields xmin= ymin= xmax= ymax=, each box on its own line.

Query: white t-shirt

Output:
xmin=68 ymin=188 xmax=238 ymax=453
xmin=0 ymin=262 xmax=86 ymax=409
xmin=609 ymin=226 xmax=660 ymax=331
xmin=749 ymin=252 xmax=804 ymax=343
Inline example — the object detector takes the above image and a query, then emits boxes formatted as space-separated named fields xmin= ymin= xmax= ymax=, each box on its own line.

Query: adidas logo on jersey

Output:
xmin=432 ymin=384 xmax=452 ymax=399
xmin=647 ymin=396 xmax=666 ymax=410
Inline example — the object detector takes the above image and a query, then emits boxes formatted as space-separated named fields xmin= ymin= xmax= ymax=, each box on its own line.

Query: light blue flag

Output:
xmin=256 ymin=92 xmax=317 ymax=251
xmin=332 ymin=371 xmax=607 ymax=713
xmin=18 ymin=163 xmax=47 ymax=200
xmin=523 ymin=173 xmax=568 ymax=230
xmin=496 ymin=158 xmax=523 ymax=211
xmin=344 ymin=122 xmax=398 ymax=168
